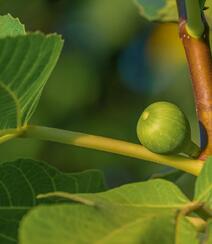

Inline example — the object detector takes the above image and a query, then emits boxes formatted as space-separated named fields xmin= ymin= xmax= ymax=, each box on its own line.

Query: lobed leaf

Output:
xmin=99 ymin=179 xmax=187 ymax=206
xmin=19 ymin=205 xmax=177 ymax=244
xmin=0 ymin=159 xmax=105 ymax=243
xmin=37 ymin=179 xmax=190 ymax=209
xmin=0 ymin=15 xmax=63 ymax=132
xmin=0 ymin=33 xmax=63 ymax=130
xmin=18 ymin=179 xmax=194 ymax=244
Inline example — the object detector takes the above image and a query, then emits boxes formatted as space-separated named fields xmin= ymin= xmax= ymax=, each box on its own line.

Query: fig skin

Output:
xmin=137 ymin=101 xmax=200 ymax=158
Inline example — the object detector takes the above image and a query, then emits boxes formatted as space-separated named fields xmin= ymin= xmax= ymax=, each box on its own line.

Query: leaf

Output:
xmin=134 ymin=0 xmax=178 ymax=22
xmin=0 ymin=158 xmax=105 ymax=243
xmin=39 ymin=179 xmax=190 ymax=208
xmin=175 ymin=174 xmax=196 ymax=199
xmin=194 ymin=156 xmax=212 ymax=208
xmin=177 ymin=217 xmax=200 ymax=243
xmin=0 ymin=33 xmax=63 ymax=130
xmin=134 ymin=0 xmax=212 ymax=32
xmin=201 ymin=0 xmax=206 ymax=9
xmin=0 ymin=14 xmax=25 ymax=38
xmin=135 ymin=0 xmax=206 ymax=22
xmin=206 ymin=219 xmax=212 ymax=243
xmin=19 ymin=205 xmax=177 ymax=244
xmin=204 ymin=1 xmax=212 ymax=30
xmin=19 ymin=179 xmax=191 ymax=243
xmin=150 ymin=169 xmax=184 ymax=181
xmin=0 ymin=15 xmax=63 ymax=131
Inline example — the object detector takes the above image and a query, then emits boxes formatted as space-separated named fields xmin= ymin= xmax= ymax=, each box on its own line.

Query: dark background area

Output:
xmin=0 ymin=0 xmax=200 ymax=188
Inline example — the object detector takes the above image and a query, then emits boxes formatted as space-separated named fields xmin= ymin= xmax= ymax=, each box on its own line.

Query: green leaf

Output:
xmin=40 ymin=179 xmax=189 ymax=208
xmin=135 ymin=0 xmax=206 ymax=22
xmin=194 ymin=156 xmax=212 ymax=208
xmin=177 ymin=217 xmax=200 ymax=243
xmin=0 ymin=158 xmax=105 ymax=243
xmin=200 ymin=0 xmax=206 ymax=9
xmin=0 ymin=14 xmax=25 ymax=38
xmin=0 ymin=33 xmax=63 ymax=130
xmin=0 ymin=15 xmax=63 ymax=132
xmin=135 ymin=0 xmax=178 ymax=22
xmin=19 ymin=205 xmax=177 ymax=244
xmin=204 ymin=1 xmax=212 ymax=30
xmin=206 ymin=219 xmax=212 ymax=243
xmin=19 ymin=180 xmax=191 ymax=243
xmin=150 ymin=169 xmax=184 ymax=182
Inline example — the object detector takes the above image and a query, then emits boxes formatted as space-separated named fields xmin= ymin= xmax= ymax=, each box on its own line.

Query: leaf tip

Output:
xmin=36 ymin=194 xmax=45 ymax=199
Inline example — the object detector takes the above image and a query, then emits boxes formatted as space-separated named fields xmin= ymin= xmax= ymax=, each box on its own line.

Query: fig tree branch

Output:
xmin=176 ymin=0 xmax=212 ymax=159
xmin=21 ymin=125 xmax=203 ymax=176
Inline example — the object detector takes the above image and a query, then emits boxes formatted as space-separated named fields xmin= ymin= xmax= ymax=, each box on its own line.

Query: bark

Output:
xmin=179 ymin=20 xmax=212 ymax=159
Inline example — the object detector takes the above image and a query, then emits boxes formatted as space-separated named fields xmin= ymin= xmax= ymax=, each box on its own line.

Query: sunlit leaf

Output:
xmin=0 ymin=15 xmax=63 ymax=131
xmin=177 ymin=217 xmax=200 ymax=243
xmin=20 ymin=205 xmax=177 ymax=244
xmin=19 ymin=179 xmax=192 ymax=244
xmin=206 ymin=219 xmax=212 ymax=243
xmin=194 ymin=156 xmax=212 ymax=209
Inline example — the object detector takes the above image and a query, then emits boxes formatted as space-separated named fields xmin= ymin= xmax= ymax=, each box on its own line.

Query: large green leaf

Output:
xmin=0 ymin=159 xmax=105 ymax=243
xmin=135 ymin=0 xmax=206 ymax=22
xmin=19 ymin=179 xmax=195 ymax=244
xmin=20 ymin=205 xmax=177 ymax=244
xmin=81 ymin=179 xmax=189 ymax=207
xmin=194 ymin=157 xmax=212 ymax=208
xmin=0 ymin=15 xmax=63 ymax=131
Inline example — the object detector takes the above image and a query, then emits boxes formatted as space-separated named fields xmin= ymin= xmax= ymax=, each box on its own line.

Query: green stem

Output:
xmin=0 ymin=128 xmax=25 ymax=144
xmin=185 ymin=0 xmax=204 ymax=38
xmin=22 ymin=125 xmax=204 ymax=176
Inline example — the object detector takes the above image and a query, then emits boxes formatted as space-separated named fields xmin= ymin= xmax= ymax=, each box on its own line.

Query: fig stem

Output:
xmin=20 ymin=125 xmax=204 ymax=176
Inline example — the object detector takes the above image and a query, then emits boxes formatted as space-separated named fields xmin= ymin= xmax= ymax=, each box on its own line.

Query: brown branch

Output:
xmin=178 ymin=17 xmax=212 ymax=160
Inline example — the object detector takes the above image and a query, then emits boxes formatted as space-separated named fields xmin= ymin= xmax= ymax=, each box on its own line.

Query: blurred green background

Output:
xmin=0 ymin=0 xmax=200 ymax=188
